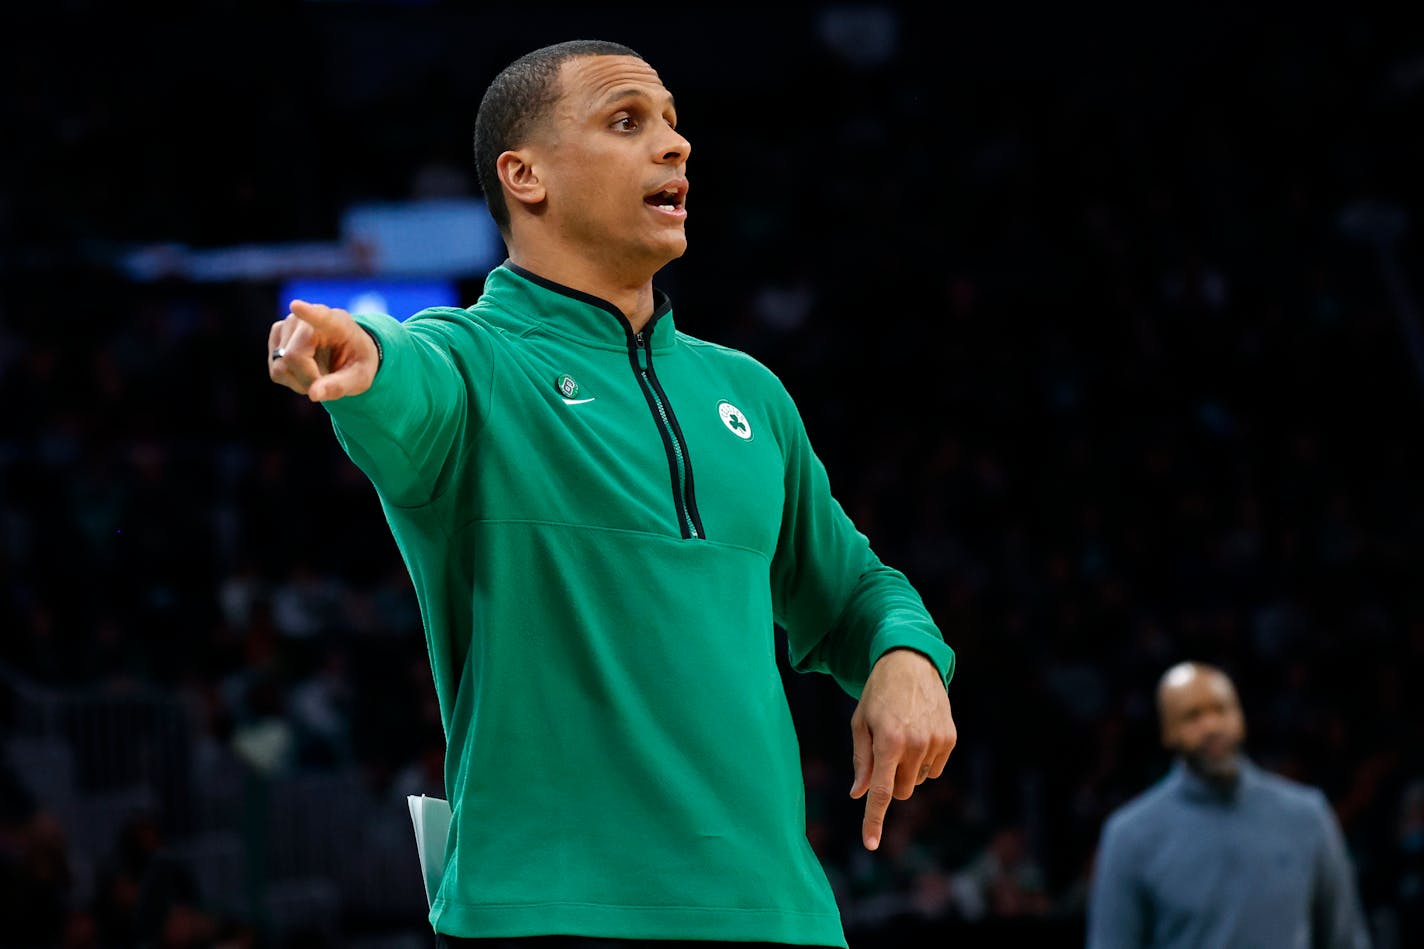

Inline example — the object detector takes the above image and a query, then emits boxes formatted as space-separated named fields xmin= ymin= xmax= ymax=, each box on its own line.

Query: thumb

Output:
xmin=308 ymin=360 xmax=375 ymax=403
xmin=850 ymin=714 xmax=872 ymax=799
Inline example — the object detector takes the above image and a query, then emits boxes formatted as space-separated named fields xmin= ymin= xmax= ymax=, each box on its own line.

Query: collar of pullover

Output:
xmin=1170 ymin=756 xmax=1259 ymax=804
xmin=479 ymin=261 xmax=678 ymax=353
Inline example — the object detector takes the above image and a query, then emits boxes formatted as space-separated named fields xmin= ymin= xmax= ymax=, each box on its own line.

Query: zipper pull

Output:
xmin=635 ymin=331 xmax=646 ymax=348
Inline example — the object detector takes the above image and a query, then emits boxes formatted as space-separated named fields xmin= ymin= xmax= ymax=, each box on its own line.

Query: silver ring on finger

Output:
xmin=272 ymin=347 xmax=287 ymax=361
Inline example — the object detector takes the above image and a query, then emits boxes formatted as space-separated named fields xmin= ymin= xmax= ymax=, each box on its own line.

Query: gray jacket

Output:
xmin=1087 ymin=758 xmax=1371 ymax=949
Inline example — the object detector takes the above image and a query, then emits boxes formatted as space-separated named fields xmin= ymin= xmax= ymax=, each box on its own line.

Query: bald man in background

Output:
xmin=1086 ymin=662 xmax=1371 ymax=949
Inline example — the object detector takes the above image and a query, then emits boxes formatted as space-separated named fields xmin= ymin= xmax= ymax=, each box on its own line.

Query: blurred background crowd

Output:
xmin=3 ymin=2 xmax=1423 ymax=948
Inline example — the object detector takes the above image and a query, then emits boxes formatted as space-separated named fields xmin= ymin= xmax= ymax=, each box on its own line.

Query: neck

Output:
xmin=1182 ymin=753 xmax=1245 ymax=794
xmin=508 ymin=247 xmax=660 ymax=333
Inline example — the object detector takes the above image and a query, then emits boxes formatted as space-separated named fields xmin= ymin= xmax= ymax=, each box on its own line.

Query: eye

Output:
xmin=612 ymin=114 xmax=639 ymax=131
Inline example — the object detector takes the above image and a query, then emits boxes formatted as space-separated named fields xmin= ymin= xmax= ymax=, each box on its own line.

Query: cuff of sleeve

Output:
xmin=868 ymin=625 xmax=956 ymax=691
xmin=358 ymin=322 xmax=384 ymax=367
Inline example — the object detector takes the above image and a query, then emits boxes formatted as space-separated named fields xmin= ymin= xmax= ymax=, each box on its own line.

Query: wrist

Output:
xmin=877 ymin=646 xmax=933 ymax=668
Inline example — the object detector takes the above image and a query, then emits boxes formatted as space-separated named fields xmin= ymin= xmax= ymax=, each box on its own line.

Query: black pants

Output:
xmin=435 ymin=937 xmax=835 ymax=948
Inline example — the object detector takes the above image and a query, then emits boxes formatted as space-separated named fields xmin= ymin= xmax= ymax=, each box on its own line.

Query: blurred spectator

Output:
xmin=288 ymin=647 xmax=355 ymax=769
xmin=1389 ymin=779 xmax=1424 ymax=946
xmin=950 ymin=824 xmax=1052 ymax=923
xmin=1088 ymin=662 xmax=1371 ymax=948
xmin=0 ymin=784 xmax=72 ymax=947
xmin=230 ymin=680 xmax=296 ymax=779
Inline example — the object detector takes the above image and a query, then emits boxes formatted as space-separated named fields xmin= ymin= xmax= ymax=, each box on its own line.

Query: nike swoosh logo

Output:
xmin=562 ymin=397 xmax=596 ymax=405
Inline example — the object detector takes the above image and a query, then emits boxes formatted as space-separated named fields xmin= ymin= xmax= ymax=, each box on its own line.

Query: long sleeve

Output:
xmin=323 ymin=307 xmax=495 ymax=508
xmin=1310 ymin=793 xmax=1373 ymax=949
xmin=766 ymin=381 xmax=954 ymax=699
xmin=1087 ymin=815 xmax=1150 ymax=949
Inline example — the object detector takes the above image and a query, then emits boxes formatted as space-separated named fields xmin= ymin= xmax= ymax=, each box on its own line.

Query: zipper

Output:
xmin=631 ymin=328 xmax=704 ymax=540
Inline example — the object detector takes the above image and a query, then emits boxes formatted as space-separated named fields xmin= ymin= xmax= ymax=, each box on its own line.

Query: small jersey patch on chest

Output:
xmin=718 ymin=401 xmax=752 ymax=440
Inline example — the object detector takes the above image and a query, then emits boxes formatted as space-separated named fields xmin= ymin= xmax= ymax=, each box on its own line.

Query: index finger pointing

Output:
xmin=288 ymin=299 xmax=347 ymax=332
xmin=862 ymin=753 xmax=898 ymax=851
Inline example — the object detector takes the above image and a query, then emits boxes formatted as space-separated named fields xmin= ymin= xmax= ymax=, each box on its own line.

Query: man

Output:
xmin=1087 ymin=661 xmax=1371 ymax=949
xmin=267 ymin=40 xmax=956 ymax=948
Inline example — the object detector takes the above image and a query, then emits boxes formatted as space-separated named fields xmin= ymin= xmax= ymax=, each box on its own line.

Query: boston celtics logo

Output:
xmin=718 ymin=401 xmax=752 ymax=440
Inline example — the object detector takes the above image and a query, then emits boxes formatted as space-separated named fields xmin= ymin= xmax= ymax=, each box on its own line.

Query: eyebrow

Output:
xmin=598 ymin=87 xmax=677 ymax=113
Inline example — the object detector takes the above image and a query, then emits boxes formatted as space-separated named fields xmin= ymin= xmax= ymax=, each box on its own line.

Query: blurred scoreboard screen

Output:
xmin=277 ymin=277 xmax=460 ymax=322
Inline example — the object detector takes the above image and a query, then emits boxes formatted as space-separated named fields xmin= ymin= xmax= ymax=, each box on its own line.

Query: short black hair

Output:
xmin=473 ymin=40 xmax=644 ymax=235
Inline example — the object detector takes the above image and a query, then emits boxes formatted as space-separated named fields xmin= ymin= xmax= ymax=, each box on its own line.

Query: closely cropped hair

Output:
xmin=473 ymin=40 xmax=643 ymax=235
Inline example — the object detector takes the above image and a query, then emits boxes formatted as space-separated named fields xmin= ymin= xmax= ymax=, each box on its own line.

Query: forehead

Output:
xmin=1163 ymin=671 xmax=1237 ymax=713
xmin=556 ymin=55 xmax=673 ymax=114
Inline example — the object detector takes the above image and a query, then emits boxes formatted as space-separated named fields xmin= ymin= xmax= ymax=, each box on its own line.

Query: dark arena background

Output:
xmin=3 ymin=3 xmax=1422 ymax=948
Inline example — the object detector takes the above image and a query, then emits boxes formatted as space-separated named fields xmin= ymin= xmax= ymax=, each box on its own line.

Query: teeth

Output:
xmin=648 ymin=186 xmax=681 ymax=211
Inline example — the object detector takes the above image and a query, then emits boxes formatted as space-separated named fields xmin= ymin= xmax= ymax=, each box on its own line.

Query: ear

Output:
xmin=497 ymin=149 xmax=546 ymax=210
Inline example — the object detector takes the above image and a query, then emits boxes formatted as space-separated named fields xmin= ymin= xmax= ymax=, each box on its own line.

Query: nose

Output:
xmin=660 ymin=126 xmax=691 ymax=164
xmin=1198 ymin=710 xmax=1235 ymax=742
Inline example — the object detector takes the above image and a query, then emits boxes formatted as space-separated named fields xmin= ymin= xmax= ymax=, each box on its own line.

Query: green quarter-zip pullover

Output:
xmin=324 ymin=262 xmax=955 ymax=946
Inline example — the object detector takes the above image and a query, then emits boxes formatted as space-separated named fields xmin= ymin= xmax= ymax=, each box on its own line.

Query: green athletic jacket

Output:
xmin=325 ymin=262 xmax=955 ymax=946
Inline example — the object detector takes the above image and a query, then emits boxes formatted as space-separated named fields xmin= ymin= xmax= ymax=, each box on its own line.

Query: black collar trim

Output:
xmin=502 ymin=261 xmax=672 ymax=330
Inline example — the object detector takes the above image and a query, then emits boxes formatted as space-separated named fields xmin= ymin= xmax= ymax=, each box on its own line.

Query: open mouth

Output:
xmin=644 ymin=183 xmax=687 ymax=212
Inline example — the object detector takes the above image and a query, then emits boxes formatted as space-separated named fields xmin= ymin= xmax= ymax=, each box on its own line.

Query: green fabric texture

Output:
xmin=324 ymin=263 xmax=955 ymax=945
